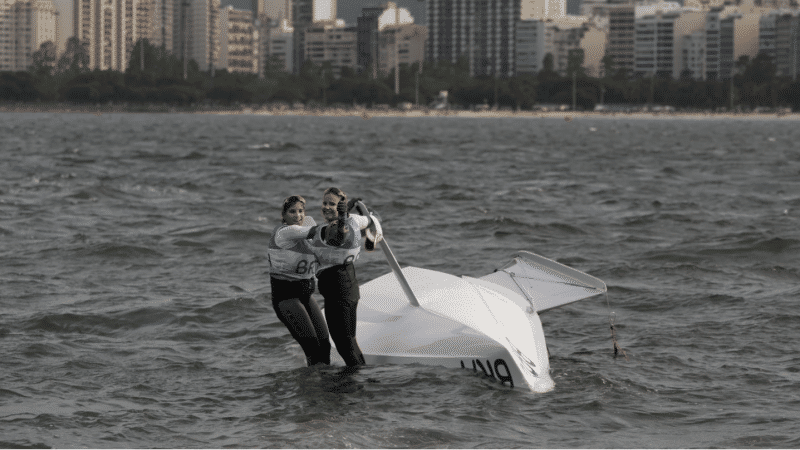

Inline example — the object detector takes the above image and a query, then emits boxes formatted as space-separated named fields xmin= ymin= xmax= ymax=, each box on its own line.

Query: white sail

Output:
xmin=478 ymin=251 xmax=607 ymax=313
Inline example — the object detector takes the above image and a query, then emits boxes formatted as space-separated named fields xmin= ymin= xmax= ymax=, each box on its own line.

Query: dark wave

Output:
xmin=181 ymin=151 xmax=206 ymax=160
xmin=699 ymin=237 xmax=800 ymax=256
xmin=536 ymin=221 xmax=588 ymax=235
xmin=218 ymin=228 xmax=271 ymax=240
xmin=131 ymin=150 xmax=184 ymax=163
xmin=720 ymin=434 xmax=799 ymax=448
xmin=56 ymin=154 xmax=97 ymax=165
xmin=0 ymin=388 xmax=28 ymax=398
xmin=0 ymin=440 xmax=51 ymax=449
xmin=196 ymin=296 xmax=261 ymax=316
xmin=167 ymin=330 xmax=218 ymax=342
xmin=620 ymin=212 xmax=659 ymax=227
xmin=64 ymin=190 xmax=97 ymax=201
xmin=429 ymin=183 xmax=476 ymax=200
xmin=24 ymin=307 xmax=177 ymax=336
xmin=74 ymin=243 xmax=164 ymax=259
xmin=20 ymin=342 xmax=71 ymax=358
xmin=640 ymin=250 xmax=704 ymax=264
xmin=171 ymin=239 xmax=214 ymax=253
xmin=168 ymin=226 xmax=222 ymax=238
xmin=176 ymin=181 xmax=202 ymax=191
xmin=460 ymin=217 xmax=531 ymax=229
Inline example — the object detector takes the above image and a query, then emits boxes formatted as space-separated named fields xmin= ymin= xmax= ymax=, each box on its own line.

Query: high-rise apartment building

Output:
xmin=303 ymin=20 xmax=355 ymax=77
xmin=141 ymin=0 xmax=173 ymax=52
xmin=218 ymin=5 xmax=257 ymax=73
xmin=769 ymin=11 xmax=800 ymax=79
xmin=173 ymin=0 xmax=220 ymax=72
xmin=73 ymin=0 xmax=174 ymax=71
xmin=73 ymin=0 xmax=125 ymax=70
xmin=606 ymin=3 xmax=635 ymax=76
xmin=633 ymin=3 xmax=704 ymax=78
xmin=758 ymin=9 xmax=778 ymax=60
xmin=0 ymin=0 xmax=10 ymax=69
xmin=758 ymin=9 xmax=800 ymax=80
xmin=356 ymin=2 xmax=419 ymax=78
xmin=427 ymin=0 xmax=522 ymax=77
xmin=378 ymin=23 xmax=426 ymax=75
xmin=257 ymin=16 xmax=292 ymax=73
xmin=291 ymin=0 xmax=311 ymax=73
xmin=356 ymin=5 xmax=382 ymax=76
xmin=0 ymin=0 xmax=56 ymax=71
xmin=517 ymin=17 xmax=605 ymax=77
xmin=515 ymin=19 xmax=553 ymax=74
xmin=704 ymin=6 xmax=739 ymax=80
xmin=552 ymin=22 xmax=587 ymax=75
xmin=681 ymin=28 xmax=704 ymax=78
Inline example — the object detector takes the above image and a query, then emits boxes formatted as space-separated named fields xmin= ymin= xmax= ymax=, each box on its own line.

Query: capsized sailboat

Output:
xmin=329 ymin=216 xmax=606 ymax=393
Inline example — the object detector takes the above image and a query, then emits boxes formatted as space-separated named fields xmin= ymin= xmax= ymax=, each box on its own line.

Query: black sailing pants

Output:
xmin=317 ymin=263 xmax=365 ymax=366
xmin=270 ymin=277 xmax=331 ymax=366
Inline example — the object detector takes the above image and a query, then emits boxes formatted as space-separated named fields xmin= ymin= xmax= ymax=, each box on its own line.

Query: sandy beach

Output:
xmin=2 ymin=102 xmax=799 ymax=120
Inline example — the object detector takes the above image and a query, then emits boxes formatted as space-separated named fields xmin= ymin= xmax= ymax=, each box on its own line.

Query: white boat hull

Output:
xmin=329 ymin=263 xmax=569 ymax=393
xmin=323 ymin=218 xmax=606 ymax=393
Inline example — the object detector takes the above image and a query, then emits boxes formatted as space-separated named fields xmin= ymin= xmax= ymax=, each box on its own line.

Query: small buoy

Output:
xmin=589 ymin=127 xmax=597 ymax=132
xmin=768 ymin=137 xmax=776 ymax=142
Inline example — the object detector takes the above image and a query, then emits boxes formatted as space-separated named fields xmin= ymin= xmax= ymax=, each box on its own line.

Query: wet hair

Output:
xmin=282 ymin=195 xmax=306 ymax=217
xmin=323 ymin=187 xmax=347 ymax=202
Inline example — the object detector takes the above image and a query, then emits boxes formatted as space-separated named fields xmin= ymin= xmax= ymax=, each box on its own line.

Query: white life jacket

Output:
xmin=267 ymin=222 xmax=318 ymax=281
xmin=309 ymin=215 xmax=363 ymax=273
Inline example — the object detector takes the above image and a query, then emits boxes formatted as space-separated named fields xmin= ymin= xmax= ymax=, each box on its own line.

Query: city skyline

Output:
xmin=44 ymin=0 xmax=427 ymax=54
xmin=15 ymin=0 xmax=800 ymax=83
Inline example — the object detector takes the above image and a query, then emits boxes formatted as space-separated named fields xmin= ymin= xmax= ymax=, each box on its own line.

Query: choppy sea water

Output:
xmin=1 ymin=111 xmax=799 ymax=448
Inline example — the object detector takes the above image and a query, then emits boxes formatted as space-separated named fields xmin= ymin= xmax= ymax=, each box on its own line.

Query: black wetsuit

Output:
xmin=317 ymin=262 xmax=364 ymax=366
xmin=309 ymin=215 xmax=369 ymax=366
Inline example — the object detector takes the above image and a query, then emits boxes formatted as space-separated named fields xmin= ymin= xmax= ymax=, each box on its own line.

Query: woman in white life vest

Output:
xmin=267 ymin=195 xmax=330 ymax=366
xmin=309 ymin=187 xmax=373 ymax=366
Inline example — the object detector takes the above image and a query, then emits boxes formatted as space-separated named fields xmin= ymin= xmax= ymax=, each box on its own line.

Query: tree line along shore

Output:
xmin=2 ymin=39 xmax=800 ymax=114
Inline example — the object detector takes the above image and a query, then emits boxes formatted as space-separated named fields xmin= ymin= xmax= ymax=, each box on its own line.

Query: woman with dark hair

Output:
xmin=267 ymin=195 xmax=330 ymax=366
xmin=308 ymin=187 xmax=375 ymax=366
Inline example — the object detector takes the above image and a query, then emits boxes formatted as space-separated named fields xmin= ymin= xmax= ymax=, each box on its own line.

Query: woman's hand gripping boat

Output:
xmin=331 ymin=214 xmax=607 ymax=393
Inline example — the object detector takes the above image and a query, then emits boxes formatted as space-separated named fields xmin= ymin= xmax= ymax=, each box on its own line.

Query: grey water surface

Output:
xmin=1 ymin=112 xmax=798 ymax=448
